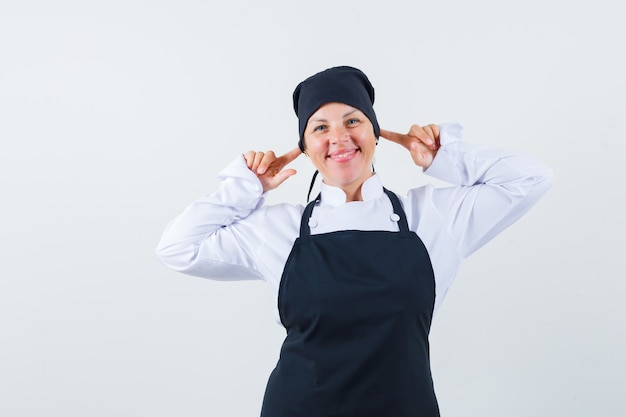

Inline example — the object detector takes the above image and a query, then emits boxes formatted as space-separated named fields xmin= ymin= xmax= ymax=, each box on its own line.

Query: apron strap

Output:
xmin=299 ymin=189 xmax=409 ymax=237
xmin=299 ymin=193 xmax=321 ymax=238
xmin=383 ymin=188 xmax=410 ymax=232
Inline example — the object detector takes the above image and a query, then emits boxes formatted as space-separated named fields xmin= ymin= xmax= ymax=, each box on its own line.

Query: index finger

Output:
xmin=279 ymin=147 xmax=303 ymax=164
xmin=379 ymin=128 xmax=406 ymax=145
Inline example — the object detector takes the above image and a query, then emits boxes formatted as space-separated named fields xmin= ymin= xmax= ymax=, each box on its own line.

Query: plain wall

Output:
xmin=1 ymin=1 xmax=624 ymax=416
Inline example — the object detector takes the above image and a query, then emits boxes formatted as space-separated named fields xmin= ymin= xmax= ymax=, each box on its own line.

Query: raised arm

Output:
xmin=155 ymin=148 xmax=301 ymax=280
xmin=386 ymin=122 xmax=553 ymax=258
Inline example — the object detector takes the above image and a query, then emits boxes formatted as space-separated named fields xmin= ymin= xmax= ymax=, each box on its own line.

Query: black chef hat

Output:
xmin=293 ymin=66 xmax=380 ymax=153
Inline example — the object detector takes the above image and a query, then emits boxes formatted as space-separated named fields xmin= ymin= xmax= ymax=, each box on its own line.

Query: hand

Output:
xmin=379 ymin=124 xmax=441 ymax=169
xmin=243 ymin=147 xmax=301 ymax=192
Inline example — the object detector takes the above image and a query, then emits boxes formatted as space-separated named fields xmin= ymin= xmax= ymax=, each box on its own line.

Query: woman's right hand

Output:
xmin=243 ymin=147 xmax=301 ymax=193
xmin=379 ymin=124 xmax=440 ymax=169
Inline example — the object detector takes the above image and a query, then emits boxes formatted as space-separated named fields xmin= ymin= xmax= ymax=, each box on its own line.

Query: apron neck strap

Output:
xmin=382 ymin=188 xmax=409 ymax=232
xmin=299 ymin=188 xmax=409 ymax=237
xmin=300 ymin=193 xmax=321 ymax=238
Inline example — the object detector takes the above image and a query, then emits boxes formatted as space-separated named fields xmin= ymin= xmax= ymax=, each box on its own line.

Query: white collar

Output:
xmin=318 ymin=174 xmax=384 ymax=207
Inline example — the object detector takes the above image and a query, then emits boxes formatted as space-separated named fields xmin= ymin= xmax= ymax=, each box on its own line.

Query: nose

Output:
xmin=328 ymin=126 xmax=350 ymax=144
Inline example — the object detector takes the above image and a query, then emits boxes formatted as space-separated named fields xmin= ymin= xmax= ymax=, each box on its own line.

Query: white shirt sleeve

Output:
xmin=156 ymin=155 xmax=273 ymax=281
xmin=155 ymin=123 xmax=553 ymax=318
xmin=420 ymin=122 xmax=554 ymax=258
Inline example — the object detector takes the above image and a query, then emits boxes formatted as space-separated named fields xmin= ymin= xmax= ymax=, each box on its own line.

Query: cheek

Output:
xmin=356 ymin=131 xmax=377 ymax=149
xmin=303 ymin=136 xmax=324 ymax=153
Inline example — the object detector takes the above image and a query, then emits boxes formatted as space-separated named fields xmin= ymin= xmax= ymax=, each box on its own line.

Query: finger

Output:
xmin=251 ymin=152 xmax=265 ymax=173
xmin=429 ymin=124 xmax=440 ymax=140
xmin=409 ymin=141 xmax=422 ymax=159
xmin=430 ymin=124 xmax=441 ymax=149
xmin=422 ymin=125 xmax=437 ymax=150
xmin=257 ymin=150 xmax=276 ymax=174
xmin=409 ymin=124 xmax=434 ymax=147
xmin=379 ymin=128 xmax=406 ymax=145
xmin=243 ymin=150 xmax=256 ymax=169
xmin=422 ymin=125 xmax=435 ymax=140
xmin=409 ymin=142 xmax=429 ymax=167
xmin=425 ymin=124 xmax=440 ymax=150
xmin=410 ymin=140 xmax=437 ymax=168
xmin=270 ymin=168 xmax=297 ymax=189
xmin=279 ymin=147 xmax=302 ymax=164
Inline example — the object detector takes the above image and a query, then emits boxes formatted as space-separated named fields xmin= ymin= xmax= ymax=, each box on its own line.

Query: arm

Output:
xmin=382 ymin=123 xmax=553 ymax=258
xmin=155 ymin=155 xmax=268 ymax=280
xmin=423 ymin=123 xmax=553 ymax=257
xmin=155 ymin=148 xmax=301 ymax=280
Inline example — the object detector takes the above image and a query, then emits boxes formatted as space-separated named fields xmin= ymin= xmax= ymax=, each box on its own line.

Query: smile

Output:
xmin=327 ymin=148 xmax=359 ymax=162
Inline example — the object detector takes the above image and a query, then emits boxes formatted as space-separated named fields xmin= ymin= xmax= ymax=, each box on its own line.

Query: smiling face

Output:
xmin=303 ymin=102 xmax=377 ymax=200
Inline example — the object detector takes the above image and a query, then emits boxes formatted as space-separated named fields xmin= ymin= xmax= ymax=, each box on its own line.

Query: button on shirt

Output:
xmin=156 ymin=123 xmax=553 ymax=322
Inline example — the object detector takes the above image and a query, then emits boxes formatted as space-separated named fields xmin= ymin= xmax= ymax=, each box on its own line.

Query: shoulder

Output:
xmin=258 ymin=202 xmax=305 ymax=234
xmin=397 ymin=184 xmax=438 ymax=210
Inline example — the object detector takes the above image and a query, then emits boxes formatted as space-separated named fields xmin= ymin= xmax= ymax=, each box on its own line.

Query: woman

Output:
xmin=156 ymin=66 xmax=553 ymax=416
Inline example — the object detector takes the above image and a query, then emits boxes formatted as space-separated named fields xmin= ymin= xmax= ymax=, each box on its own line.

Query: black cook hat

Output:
xmin=292 ymin=66 xmax=380 ymax=152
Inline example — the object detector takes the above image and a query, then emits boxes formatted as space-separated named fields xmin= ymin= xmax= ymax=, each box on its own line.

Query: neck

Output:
xmin=342 ymin=185 xmax=363 ymax=202
xmin=321 ymin=172 xmax=375 ymax=203
xmin=340 ymin=172 xmax=375 ymax=202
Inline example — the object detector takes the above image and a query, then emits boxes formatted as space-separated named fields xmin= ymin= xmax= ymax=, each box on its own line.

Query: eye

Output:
xmin=312 ymin=124 xmax=327 ymax=132
xmin=346 ymin=118 xmax=360 ymax=126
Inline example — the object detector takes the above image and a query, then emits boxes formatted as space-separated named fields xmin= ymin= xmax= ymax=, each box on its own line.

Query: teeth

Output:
xmin=330 ymin=150 xmax=355 ymax=158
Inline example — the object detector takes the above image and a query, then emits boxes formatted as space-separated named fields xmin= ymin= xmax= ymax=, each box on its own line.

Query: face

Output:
xmin=303 ymin=102 xmax=377 ymax=195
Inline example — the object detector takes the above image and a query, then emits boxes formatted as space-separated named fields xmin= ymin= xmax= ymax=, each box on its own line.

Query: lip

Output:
xmin=327 ymin=148 xmax=359 ymax=162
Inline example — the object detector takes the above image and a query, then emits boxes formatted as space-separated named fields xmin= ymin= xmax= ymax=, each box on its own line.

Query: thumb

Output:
xmin=271 ymin=168 xmax=297 ymax=188
xmin=409 ymin=143 xmax=432 ymax=168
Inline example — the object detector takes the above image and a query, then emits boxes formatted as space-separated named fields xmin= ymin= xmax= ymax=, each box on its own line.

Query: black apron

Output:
xmin=260 ymin=189 xmax=439 ymax=417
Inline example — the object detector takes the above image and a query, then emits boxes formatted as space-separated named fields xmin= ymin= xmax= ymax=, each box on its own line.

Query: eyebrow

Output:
xmin=309 ymin=109 xmax=359 ymax=123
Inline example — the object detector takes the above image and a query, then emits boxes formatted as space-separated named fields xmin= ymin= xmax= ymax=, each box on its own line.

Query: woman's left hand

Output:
xmin=379 ymin=124 xmax=440 ymax=169
xmin=243 ymin=147 xmax=302 ymax=193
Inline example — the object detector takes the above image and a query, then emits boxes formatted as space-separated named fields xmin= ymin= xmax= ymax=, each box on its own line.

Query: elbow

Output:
xmin=511 ymin=158 xmax=554 ymax=197
xmin=155 ymin=242 xmax=171 ymax=268
xmin=155 ymin=240 xmax=198 ymax=272
xmin=512 ymin=165 xmax=554 ymax=210
xmin=533 ymin=165 xmax=554 ymax=197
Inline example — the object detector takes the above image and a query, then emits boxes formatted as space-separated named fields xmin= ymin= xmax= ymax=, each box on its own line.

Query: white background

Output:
xmin=1 ymin=1 xmax=624 ymax=416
